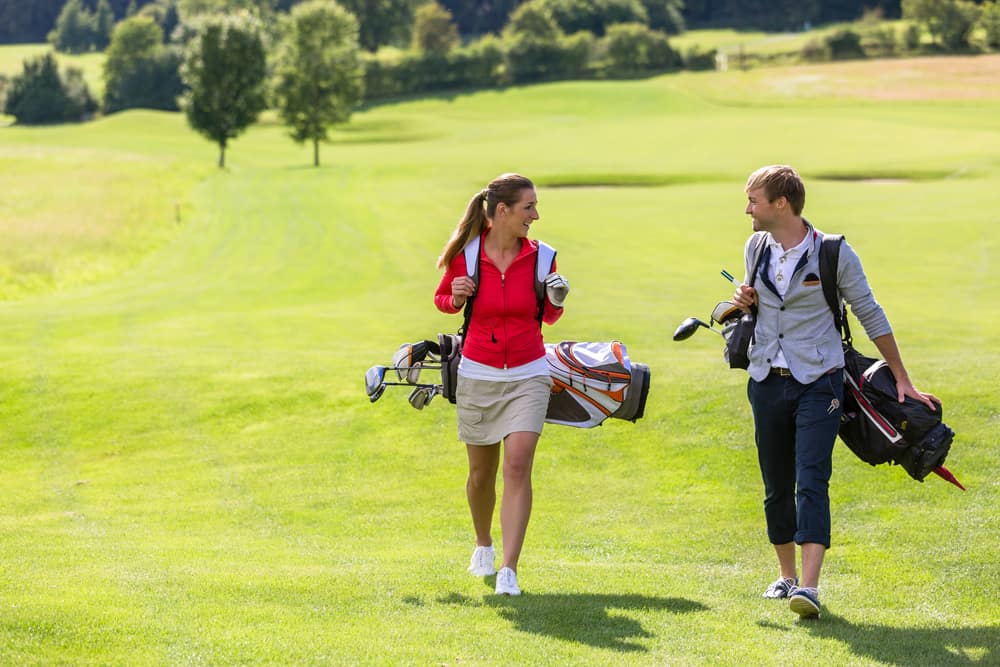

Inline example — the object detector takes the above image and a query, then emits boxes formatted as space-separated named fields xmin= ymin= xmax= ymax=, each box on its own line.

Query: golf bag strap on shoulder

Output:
xmin=747 ymin=233 xmax=768 ymax=289
xmin=818 ymin=234 xmax=852 ymax=345
xmin=459 ymin=236 xmax=557 ymax=335
xmin=745 ymin=233 xmax=768 ymax=317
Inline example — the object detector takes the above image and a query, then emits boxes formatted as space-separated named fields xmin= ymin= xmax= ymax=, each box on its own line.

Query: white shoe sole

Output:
xmin=790 ymin=595 xmax=821 ymax=618
xmin=468 ymin=564 xmax=496 ymax=576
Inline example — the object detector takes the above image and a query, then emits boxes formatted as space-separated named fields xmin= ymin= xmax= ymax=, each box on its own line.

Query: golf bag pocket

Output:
xmin=723 ymin=311 xmax=755 ymax=369
xmin=437 ymin=333 xmax=463 ymax=404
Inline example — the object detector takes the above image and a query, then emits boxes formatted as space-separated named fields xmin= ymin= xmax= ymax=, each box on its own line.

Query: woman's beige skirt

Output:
xmin=456 ymin=375 xmax=553 ymax=445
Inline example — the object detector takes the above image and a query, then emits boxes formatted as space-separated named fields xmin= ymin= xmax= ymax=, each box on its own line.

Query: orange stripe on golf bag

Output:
xmin=551 ymin=377 xmax=614 ymax=417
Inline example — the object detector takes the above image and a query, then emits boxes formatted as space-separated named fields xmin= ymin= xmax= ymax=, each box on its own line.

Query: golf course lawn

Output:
xmin=1 ymin=55 xmax=997 ymax=665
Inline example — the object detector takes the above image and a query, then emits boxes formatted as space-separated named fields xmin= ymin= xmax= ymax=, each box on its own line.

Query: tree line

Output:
xmin=1 ymin=0 xmax=915 ymax=45
xmin=3 ymin=0 xmax=999 ymax=168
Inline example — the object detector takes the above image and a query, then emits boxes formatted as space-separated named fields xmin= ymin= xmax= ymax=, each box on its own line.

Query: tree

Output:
xmin=439 ymin=0 xmax=521 ymax=37
xmin=531 ymin=0 xmax=648 ymax=37
xmin=0 ymin=0 xmax=64 ymax=44
xmin=3 ymin=52 xmax=96 ymax=124
xmin=903 ymin=0 xmax=981 ymax=50
xmin=412 ymin=2 xmax=460 ymax=53
xmin=337 ymin=0 xmax=414 ymax=51
xmin=139 ymin=0 xmax=181 ymax=41
xmin=504 ymin=2 xmax=562 ymax=42
xmin=94 ymin=0 xmax=116 ymax=48
xmin=48 ymin=0 xmax=96 ymax=53
xmin=103 ymin=15 xmax=183 ymax=112
xmin=639 ymin=0 xmax=684 ymax=34
xmin=180 ymin=13 xmax=268 ymax=167
xmin=274 ymin=0 xmax=363 ymax=167
xmin=982 ymin=1 xmax=1000 ymax=49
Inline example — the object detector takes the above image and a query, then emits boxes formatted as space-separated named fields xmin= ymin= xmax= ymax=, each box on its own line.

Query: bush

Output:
xmin=362 ymin=36 xmax=506 ymax=99
xmin=902 ymin=22 xmax=922 ymax=51
xmin=860 ymin=25 xmax=897 ymax=57
xmin=683 ymin=46 xmax=717 ymax=70
xmin=602 ymin=22 xmax=677 ymax=76
xmin=824 ymin=29 xmax=865 ymax=60
xmin=505 ymin=32 xmax=593 ymax=83
xmin=800 ymin=37 xmax=831 ymax=62
xmin=2 ymin=52 xmax=97 ymax=124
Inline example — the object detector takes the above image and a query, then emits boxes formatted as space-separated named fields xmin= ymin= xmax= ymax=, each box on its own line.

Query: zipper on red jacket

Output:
xmin=501 ymin=273 xmax=508 ymax=369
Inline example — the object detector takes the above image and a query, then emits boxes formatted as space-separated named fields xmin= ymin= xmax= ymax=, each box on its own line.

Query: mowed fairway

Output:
xmin=1 ymin=56 xmax=998 ymax=665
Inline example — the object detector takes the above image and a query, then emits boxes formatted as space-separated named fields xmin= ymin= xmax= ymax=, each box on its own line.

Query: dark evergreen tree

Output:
xmin=3 ymin=51 xmax=97 ymax=123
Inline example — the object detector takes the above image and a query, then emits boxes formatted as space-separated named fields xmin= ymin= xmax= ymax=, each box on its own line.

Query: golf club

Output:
xmin=408 ymin=385 xmax=441 ymax=410
xmin=364 ymin=365 xmax=442 ymax=403
xmin=673 ymin=317 xmax=723 ymax=341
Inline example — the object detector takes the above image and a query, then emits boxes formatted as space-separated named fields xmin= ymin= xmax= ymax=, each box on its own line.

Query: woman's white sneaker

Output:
xmin=495 ymin=567 xmax=521 ymax=596
xmin=468 ymin=545 xmax=496 ymax=576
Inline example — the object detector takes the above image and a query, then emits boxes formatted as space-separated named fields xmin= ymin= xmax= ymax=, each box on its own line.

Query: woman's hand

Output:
xmin=451 ymin=276 xmax=476 ymax=308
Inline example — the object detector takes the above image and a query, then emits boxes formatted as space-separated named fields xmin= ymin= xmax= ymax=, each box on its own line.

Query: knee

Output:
xmin=503 ymin=459 xmax=532 ymax=486
xmin=467 ymin=468 xmax=495 ymax=491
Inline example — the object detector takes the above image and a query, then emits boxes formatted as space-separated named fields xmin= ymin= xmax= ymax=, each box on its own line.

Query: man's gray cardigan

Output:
xmin=743 ymin=222 xmax=892 ymax=384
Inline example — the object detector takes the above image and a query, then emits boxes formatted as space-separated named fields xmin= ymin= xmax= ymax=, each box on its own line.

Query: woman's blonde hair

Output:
xmin=437 ymin=173 xmax=535 ymax=270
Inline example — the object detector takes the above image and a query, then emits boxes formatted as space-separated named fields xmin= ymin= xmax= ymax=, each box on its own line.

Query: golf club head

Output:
xmin=673 ymin=317 xmax=707 ymax=341
xmin=365 ymin=365 xmax=388 ymax=403
xmin=711 ymin=301 xmax=742 ymax=325
xmin=393 ymin=342 xmax=427 ymax=384
xmin=408 ymin=385 xmax=439 ymax=410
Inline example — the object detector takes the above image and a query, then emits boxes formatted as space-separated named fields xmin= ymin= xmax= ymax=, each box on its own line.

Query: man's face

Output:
xmin=745 ymin=187 xmax=782 ymax=231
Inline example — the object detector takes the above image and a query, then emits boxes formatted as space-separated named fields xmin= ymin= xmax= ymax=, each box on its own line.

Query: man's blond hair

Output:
xmin=746 ymin=165 xmax=805 ymax=216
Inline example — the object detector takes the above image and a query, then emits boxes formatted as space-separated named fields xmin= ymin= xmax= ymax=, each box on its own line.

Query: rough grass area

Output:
xmin=0 ymin=56 xmax=997 ymax=665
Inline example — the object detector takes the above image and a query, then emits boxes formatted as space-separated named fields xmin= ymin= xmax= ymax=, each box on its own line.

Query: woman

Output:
xmin=434 ymin=173 xmax=569 ymax=596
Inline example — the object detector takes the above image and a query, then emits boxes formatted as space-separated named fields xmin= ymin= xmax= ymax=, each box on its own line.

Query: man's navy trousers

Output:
xmin=747 ymin=370 xmax=844 ymax=548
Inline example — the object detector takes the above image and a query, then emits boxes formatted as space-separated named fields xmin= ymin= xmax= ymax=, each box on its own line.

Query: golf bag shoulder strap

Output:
xmin=818 ymin=234 xmax=851 ymax=344
xmin=459 ymin=236 xmax=556 ymax=334
xmin=747 ymin=233 xmax=768 ymax=288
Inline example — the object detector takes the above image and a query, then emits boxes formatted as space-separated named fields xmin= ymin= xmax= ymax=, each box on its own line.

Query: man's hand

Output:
xmin=733 ymin=283 xmax=757 ymax=313
xmin=544 ymin=272 xmax=570 ymax=308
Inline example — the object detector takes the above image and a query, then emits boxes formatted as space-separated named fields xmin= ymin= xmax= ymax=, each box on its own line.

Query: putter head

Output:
xmin=364 ymin=365 xmax=388 ymax=403
xmin=673 ymin=317 xmax=705 ymax=341
xmin=711 ymin=301 xmax=742 ymax=325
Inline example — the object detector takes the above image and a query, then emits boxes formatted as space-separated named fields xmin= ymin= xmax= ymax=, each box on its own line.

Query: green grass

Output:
xmin=0 ymin=56 xmax=998 ymax=665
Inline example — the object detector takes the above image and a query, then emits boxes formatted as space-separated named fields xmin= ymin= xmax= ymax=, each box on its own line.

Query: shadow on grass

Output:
xmin=438 ymin=591 xmax=707 ymax=652
xmin=759 ymin=616 xmax=997 ymax=665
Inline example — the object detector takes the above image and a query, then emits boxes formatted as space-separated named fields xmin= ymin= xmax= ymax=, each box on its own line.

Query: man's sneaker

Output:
xmin=789 ymin=587 xmax=821 ymax=619
xmin=495 ymin=567 xmax=521 ymax=596
xmin=468 ymin=545 xmax=496 ymax=576
xmin=763 ymin=577 xmax=798 ymax=599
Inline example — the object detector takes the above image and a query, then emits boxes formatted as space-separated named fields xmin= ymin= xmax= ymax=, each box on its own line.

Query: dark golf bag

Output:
xmin=840 ymin=344 xmax=954 ymax=482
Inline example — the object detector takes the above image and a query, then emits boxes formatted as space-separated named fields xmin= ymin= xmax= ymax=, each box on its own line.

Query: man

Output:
xmin=732 ymin=165 xmax=939 ymax=619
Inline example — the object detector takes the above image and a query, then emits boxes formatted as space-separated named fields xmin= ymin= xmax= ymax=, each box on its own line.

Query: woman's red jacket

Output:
xmin=434 ymin=235 xmax=563 ymax=369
